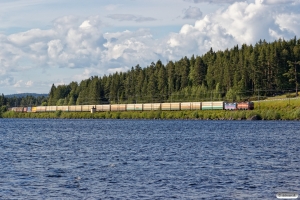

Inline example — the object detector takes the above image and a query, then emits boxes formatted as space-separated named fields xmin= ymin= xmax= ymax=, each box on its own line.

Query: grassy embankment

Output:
xmin=2 ymin=96 xmax=300 ymax=120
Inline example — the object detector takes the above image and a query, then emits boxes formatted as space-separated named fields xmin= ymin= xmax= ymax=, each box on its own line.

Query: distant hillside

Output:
xmin=5 ymin=93 xmax=48 ymax=98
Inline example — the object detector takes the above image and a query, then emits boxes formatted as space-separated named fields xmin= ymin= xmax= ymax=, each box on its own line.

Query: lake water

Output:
xmin=0 ymin=119 xmax=299 ymax=199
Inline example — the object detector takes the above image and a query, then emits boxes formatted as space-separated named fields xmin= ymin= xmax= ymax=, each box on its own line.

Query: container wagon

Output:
xmin=10 ymin=101 xmax=254 ymax=113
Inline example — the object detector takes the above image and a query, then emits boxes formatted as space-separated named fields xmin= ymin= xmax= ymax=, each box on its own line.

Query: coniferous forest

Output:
xmin=2 ymin=37 xmax=300 ymax=108
xmin=45 ymin=37 xmax=300 ymax=106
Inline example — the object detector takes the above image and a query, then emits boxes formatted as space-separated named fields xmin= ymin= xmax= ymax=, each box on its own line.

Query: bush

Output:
xmin=248 ymin=96 xmax=267 ymax=101
xmin=286 ymin=94 xmax=297 ymax=98
xmin=292 ymin=108 xmax=300 ymax=119
xmin=1 ymin=105 xmax=7 ymax=113
xmin=55 ymin=110 xmax=62 ymax=117
xmin=192 ymin=111 xmax=199 ymax=119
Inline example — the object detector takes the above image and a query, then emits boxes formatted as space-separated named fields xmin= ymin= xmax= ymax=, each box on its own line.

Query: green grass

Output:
xmin=256 ymin=97 xmax=300 ymax=109
xmin=253 ymin=97 xmax=300 ymax=120
xmin=1 ymin=110 xmax=260 ymax=120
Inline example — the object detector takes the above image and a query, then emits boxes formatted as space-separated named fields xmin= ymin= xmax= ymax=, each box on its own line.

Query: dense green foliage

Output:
xmin=0 ymin=94 xmax=7 ymax=117
xmin=4 ymin=93 xmax=48 ymax=98
xmin=1 ymin=110 xmax=253 ymax=120
xmin=45 ymin=37 xmax=300 ymax=106
xmin=0 ymin=93 xmax=48 ymax=108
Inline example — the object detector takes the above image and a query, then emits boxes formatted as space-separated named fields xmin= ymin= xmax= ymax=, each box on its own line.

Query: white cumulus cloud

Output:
xmin=183 ymin=7 xmax=203 ymax=19
xmin=275 ymin=13 xmax=300 ymax=36
xmin=1 ymin=0 xmax=300 ymax=94
xmin=164 ymin=0 xmax=300 ymax=58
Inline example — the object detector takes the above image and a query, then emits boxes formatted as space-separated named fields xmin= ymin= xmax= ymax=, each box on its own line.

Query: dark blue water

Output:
xmin=0 ymin=119 xmax=299 ymax=199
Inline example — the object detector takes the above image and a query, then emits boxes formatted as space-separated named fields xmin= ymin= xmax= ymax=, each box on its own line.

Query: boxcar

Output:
xmin=126 ymin=104 xmax=135 ymax=111
xmin=143 ymin=103 xmax=161 ymax=111
xmin=181 ymin=102 xmax=191 ymax=110
xmin=32 ymin=107 xmax=37 ymax=113
xmin=161 ymin=103 xmax=181 ymax=111
xmin=27 ymin=107 xmax=32 ymax=112
xmin=111 ymin=104 xmax=126 ymax=111
xmin=180 ymin=102 xmax=201 ymax=110
xmin=191 ymin=102 xmax=201 ymax=110
xmin=202 ymin=101 xmax=224 ymax=110
xmin=57 ymin=106 xmax=69 ymax=111
xmin=134 ymin=104 xmax=143 ymax=111
xmin=69 ymin=105 xmax=82 ymax=112
xmin=15 ymin=107 xmax=24 ymax=112
xmin=161 ymin=103 xmax=170 ymax=110
xmin=46 ymin=106 xmax=57 ymax=112
xmin=36 ymin=106 xmax=46 ymax=112
xmin=96 ymin=105 xmax=111 ymax=112
xmin=126 ymin=104 xmax=143 ymax=111
xmin=82 ymin=105 xmax=95 ymax=112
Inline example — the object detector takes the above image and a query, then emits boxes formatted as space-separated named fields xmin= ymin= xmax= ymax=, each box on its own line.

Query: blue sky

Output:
xmin=1 ymin=0 xmax=300 ymax=95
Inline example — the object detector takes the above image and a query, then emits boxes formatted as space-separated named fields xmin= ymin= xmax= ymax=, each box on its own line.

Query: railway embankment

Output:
xmin=1 ymin=108 xmax=300 ymax=120
xmin=2 ymin=97 xmax=300 ymax=120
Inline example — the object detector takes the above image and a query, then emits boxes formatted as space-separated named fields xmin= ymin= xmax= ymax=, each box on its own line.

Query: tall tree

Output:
xmin=89 ymin=76 xmax=101 ymax=104
xmin=284 ymin=60 xmax=300 ymax=96
xmin=48 ymin=84 xmax=57 ymax=105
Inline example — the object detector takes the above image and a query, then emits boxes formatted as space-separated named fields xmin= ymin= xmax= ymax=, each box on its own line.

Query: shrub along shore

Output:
xmin=1 ymin=106 xmax=300 ymax=120
xmin=2 ymin=98 xmax=300 ymax=120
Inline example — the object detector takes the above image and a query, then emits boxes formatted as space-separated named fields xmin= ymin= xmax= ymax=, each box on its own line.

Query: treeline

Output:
xmin=46 ymin=37 xmax=300 ymax=106
xmin=0 ymin=94 xmax=48 ymax=117
xmin=0 ymin=93 xmax=48 ymax=108
xmin=0 ymin=94 xmax=7 ymax=115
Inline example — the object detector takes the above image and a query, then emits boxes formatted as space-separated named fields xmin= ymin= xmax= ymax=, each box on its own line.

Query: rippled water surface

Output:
xmin=0 ymin=119 xmax=299 ymax=199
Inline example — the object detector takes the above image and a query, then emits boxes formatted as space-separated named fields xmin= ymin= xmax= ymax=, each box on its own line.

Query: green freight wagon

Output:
xmin=201 ymin=101 xmax=224 ymax=110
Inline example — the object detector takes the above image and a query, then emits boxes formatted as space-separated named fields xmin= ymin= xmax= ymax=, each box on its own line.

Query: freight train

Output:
xmin=10 ymin=101 xmax=254 ymax=112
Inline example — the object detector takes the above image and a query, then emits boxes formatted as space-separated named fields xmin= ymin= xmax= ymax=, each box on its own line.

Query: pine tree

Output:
xmin=180 ymin=56 xmax=190 ymax=89
xmin=166 ymin=61 xmax=175 ymax=101
xmin=89 ymin=76 xmax=101 ymax=104
xmin=284 ymin=60 xmax=300 ymax=96
xmin=157 ymin=63 xmax=167 ymax=101
xmin=48 ymin=84 xmax=57 ymax=105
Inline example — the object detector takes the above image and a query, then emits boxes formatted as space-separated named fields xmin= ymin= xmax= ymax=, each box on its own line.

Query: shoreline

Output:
xmin=1 ymin=109 xmax=298 ymax=120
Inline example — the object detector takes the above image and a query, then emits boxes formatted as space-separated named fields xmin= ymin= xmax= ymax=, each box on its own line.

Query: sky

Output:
xmin=0 ymin=0 xmax=300 ymax=95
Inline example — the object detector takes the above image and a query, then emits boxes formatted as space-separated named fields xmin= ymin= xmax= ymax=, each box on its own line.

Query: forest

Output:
xmin=2 ymin=37 xmax=300 ymax=108
xmin=0 ymin=94 xmax=47 ymax=113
